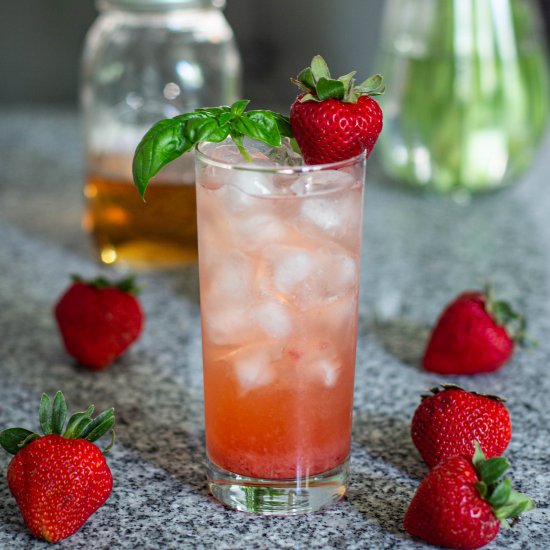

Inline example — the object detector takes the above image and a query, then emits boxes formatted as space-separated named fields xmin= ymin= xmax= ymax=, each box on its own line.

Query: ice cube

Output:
xmin=200 ymin=141 xmax=278 ymax=206
xmin=300 ymin=186 xmax=360 ymax=239
xmin=316 ymin=358 xmax=340 ymax=387
xmin=301 ymin=197 xmax=344 ymax=232
xmin=320 ymin=295 xmax=357 ymax=332
xmin=204 ymin=141 xmax=273 ymax=166
xmin=291 ymin=170 xmax=355 ymax=196
xmin=255 ymin=301 xmax=292 ymax=339
xmin=267 ymin=137 xmax=304 ymax=166
xmin=232 ymin=347 xmax=277 ymax=393
xmin=237 ymin=213 xmax=288 ymax=250
xmin=297 ymin=343 xmax=342 ymax=387
xmin=273 ymin=250 xmax=314 ymax=294
xmin=205 ymin=143 xmax=244 ymax=164
xmin=214 ymin=171 xmax=275 ymax=212
xmin=203 ymin=304 xmax=253 ymax=346
xmin=232 ymin=170 xmax=274 ymax=195
xmin=326 ymin=253 xmax=357 ymax=297
xmin=264 ymin=246 xmax=357 ymax=310
xmin=203 ymin=252 xmax=251 ymax=305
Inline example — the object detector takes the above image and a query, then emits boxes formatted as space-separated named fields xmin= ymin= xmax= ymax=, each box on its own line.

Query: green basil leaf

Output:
xmin=219 ymin=112 xmax=234 ymax=126
xmin=196 ymin=106 xmax=230 ymax=117
xmin=132 ymin=102 xmax=295 ymax=198
xmin=182 ymin=117 xmax=229 ymax=144
xmin=230 ymin=132 xmax=252 ymax=162
xmin=231 ymin=99 xmax=250 ymax=116
xmin=262 ymin=111 xmax=293 ymax=138
xmin=133 ymin=119 xmax=188 ymax=198
xmin=133 ymin=112 xmax=211 ymax=198
xmin=233 ymin=111 xmax=281 ymax=147
xmin=181 ymin=117 xmax=211 ymax=143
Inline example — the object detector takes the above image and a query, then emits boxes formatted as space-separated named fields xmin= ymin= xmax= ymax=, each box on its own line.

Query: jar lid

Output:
xmin=99 ymin=0 xmax=225 ymax=10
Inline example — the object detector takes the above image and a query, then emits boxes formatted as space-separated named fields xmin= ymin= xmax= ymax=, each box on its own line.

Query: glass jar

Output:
xmin=376 ymin=0 xmax=550 ymax=197
xmin=80 ymin=0 xmax=241 ymax=268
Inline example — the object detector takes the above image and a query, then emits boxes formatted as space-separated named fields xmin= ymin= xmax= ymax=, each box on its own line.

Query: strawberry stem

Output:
xmin=472 ymin=441 xmax=535 ymax=526
xmin=71 ymin=274 xmax=141 ymax=295
xmin=292 ymin=54 xmax=385 ymax=104
xmin=421 ymin=384 xmax=507 ymax=403
xmin=483 ymin=283 xmax=532 ymax=347
xmin=63 ymin=405 xmax=95 ymax=439
xmin=103 ymin=429 xmax=116 ymax=455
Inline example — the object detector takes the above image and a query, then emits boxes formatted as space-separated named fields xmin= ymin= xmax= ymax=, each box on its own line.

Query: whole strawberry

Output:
xmin=289 ymin=55 xmax=384 ymax=164
xmin=423 ymin=286 xmax=528 ymax=375
xmin=404 ymin=443 xmax=534 ymax=549
xmin=54 ymin=275 xmax=144 ymax=370
xmin=411 ymin=384 xmax=512 ymax=468
xmin=0 ymin=391 xmax=115 ymax=542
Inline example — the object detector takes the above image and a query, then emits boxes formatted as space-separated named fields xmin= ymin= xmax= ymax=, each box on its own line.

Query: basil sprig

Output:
xmin=132 ymin=100 xmax=292 ymax=199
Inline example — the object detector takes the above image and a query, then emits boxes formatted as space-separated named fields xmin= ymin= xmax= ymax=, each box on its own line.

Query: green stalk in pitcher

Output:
xmin=377 ymin=0 xmax=550 ymax=193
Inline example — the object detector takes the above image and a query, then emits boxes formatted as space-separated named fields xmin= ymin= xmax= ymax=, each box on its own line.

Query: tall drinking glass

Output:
xmin=195 ymin=138 xmax=366 ymax=514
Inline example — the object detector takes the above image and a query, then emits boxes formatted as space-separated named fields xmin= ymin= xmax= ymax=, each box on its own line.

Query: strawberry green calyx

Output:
xmin=0 ymin=391 xmax=115 ymax=455
xmin=291 ymin=55 xmax=385 ymax=104
xmin=483 ymin=284 xmax=531 ymax=347
xmin=71 ymin=274 xmax=140 ymax=295
xmin=472 ymin=442 xmax=535 ymax=527
xmin=420 ymin=384 xmax=507 ymax=404
xmin=132 ymin=99 xmax=293 ymax=199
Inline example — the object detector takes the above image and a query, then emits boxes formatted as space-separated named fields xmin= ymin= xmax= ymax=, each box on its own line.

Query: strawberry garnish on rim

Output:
xmin=290 ymin=55 xmax=384 ymax=164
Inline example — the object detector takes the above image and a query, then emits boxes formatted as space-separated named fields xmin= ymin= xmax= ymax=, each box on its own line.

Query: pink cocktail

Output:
xmin=195 ymin=138 xmax=366 ymax=514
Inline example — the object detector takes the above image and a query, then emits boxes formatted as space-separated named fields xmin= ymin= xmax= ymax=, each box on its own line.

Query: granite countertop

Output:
xmin=0 ymin=106 xmax=549 ymax=549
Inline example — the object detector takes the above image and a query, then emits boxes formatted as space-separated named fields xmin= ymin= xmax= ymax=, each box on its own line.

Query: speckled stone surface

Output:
xmin=0 ymin=106 xmax=549 ymax=549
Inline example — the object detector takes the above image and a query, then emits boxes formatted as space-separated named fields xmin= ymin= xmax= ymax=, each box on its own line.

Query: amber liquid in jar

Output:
xmin=83 ymin=153 xmax=197 ymax=269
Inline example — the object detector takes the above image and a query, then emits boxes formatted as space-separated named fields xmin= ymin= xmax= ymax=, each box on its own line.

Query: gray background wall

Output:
xmin=0 ymin=0 xmax=549 ymax=108
xmin=0 ymin=0 xmax=384 ymax=107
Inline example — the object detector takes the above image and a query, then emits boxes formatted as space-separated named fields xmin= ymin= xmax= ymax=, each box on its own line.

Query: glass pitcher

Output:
xmin=376 ymin=0 xmax=550 ymax=196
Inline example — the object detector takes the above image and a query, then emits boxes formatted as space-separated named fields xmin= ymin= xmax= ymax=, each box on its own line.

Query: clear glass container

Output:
xmin=80 ymin=0 xmax=241 ymax=268
xmin=376 ymin=0 xmax=550 ymax=197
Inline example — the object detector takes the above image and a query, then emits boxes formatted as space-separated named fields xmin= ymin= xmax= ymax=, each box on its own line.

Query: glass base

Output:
xmin=207 ymin=458 xmax=349 ymax=515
